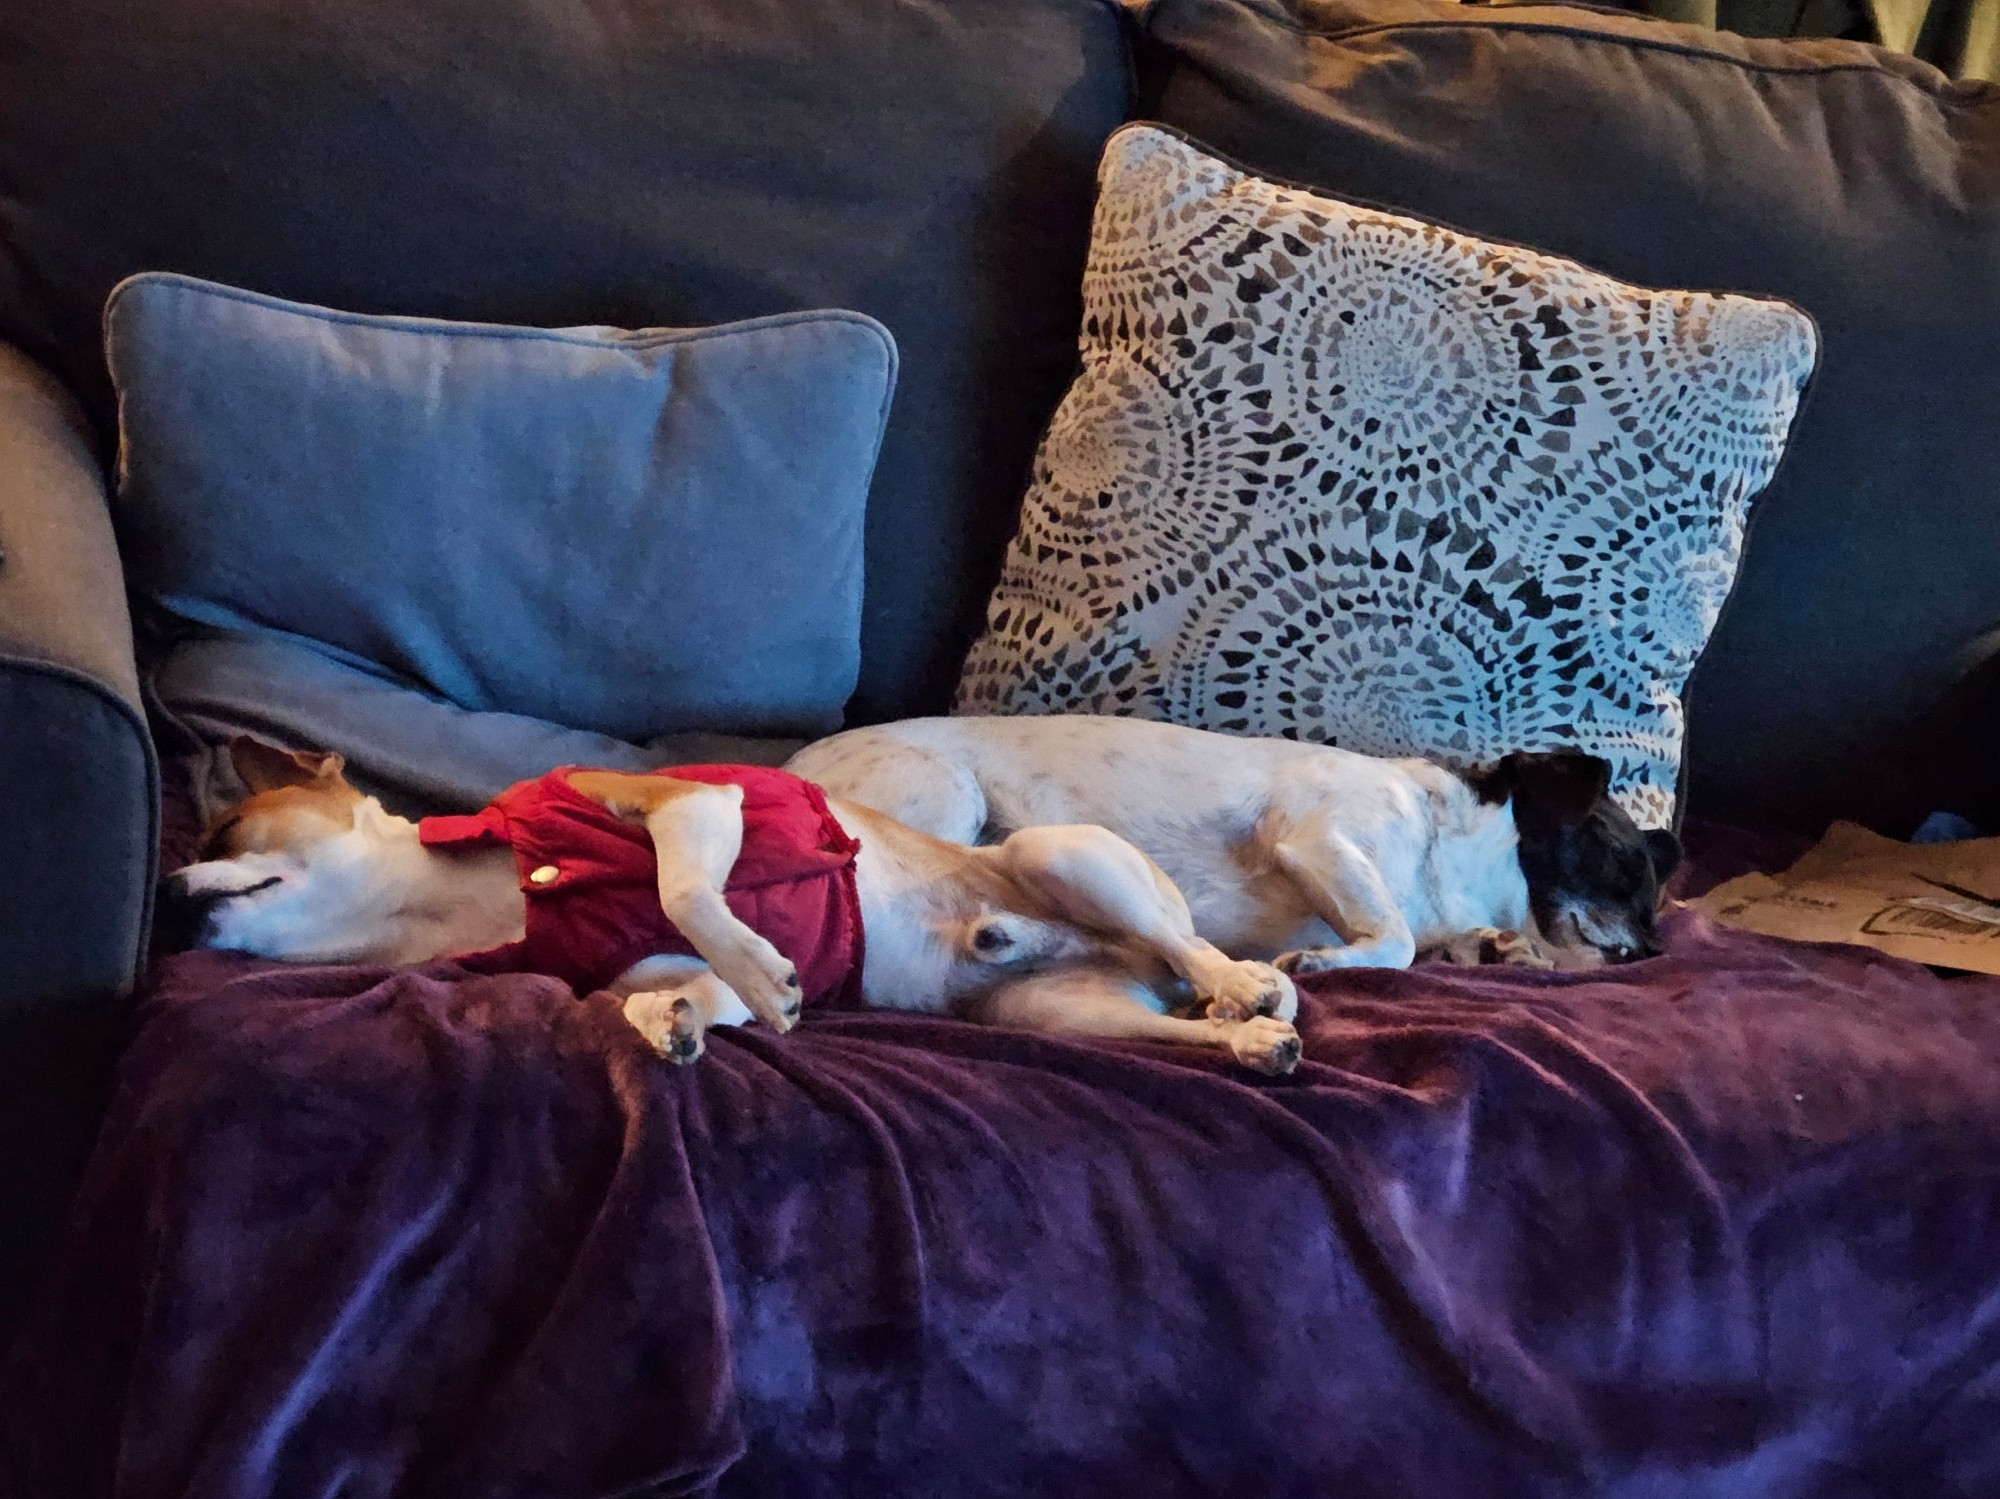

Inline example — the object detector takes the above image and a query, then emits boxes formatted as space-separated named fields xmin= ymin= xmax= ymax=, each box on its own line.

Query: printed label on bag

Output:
xmin=1691 ymin=823 xmax=2000 ymax=973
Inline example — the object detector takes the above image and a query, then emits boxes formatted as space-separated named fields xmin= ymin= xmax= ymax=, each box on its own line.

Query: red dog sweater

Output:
xmin=418 ymin=764 xmax=865 ymax=1005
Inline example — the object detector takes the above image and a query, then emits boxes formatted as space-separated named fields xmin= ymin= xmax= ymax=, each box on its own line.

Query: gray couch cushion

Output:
xmin=1137 ymin=0 xmax=2000 ymax=831
xmin=0 ymin=0 xmax=1132 ymax=723
xmin=107 ymin=273 xmax=893 ymax=742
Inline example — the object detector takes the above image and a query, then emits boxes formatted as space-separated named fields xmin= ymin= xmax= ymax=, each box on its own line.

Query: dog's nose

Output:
xmin=154 ymin=871 xmax=225 ymax=952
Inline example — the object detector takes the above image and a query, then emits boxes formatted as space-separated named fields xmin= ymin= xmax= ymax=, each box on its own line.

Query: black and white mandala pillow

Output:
xmin=954 ymin=125 xmax=1817 ymax=827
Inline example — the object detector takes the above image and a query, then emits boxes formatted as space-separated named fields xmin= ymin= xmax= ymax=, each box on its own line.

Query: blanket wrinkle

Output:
xmin=9 ymin=899 xmax=2000 ymax=1497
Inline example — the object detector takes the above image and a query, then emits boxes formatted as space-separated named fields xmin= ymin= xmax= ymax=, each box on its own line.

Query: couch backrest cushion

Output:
xmin=0 ymin=0 xmax=1131 ymax=723
xmin=1137 ymin=0 xmax=2000 ymax=829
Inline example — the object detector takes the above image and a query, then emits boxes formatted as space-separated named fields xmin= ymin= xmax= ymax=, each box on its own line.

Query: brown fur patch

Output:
xmin=205 ymin=779 xmax=365 ymax=857
xmin=230 ymin=736 xmax=347 ymax=794
xmin=564 ymin=771 xmax=729 ymax=821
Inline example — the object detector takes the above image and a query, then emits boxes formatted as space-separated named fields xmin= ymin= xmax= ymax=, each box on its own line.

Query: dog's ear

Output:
xmin=1490 ymin=750 xmax=1611 ymax=834
xmin=1644 ymin=827 xmax=1683 ymax=883
xmin=1464 ymin=753 xmax=1522 ymax=806
xmin=228 ymin=736 xmax=346 ymax=794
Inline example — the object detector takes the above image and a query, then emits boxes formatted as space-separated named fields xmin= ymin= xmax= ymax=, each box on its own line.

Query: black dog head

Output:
xmin=1467 ymin=751 xmax=1681 ymax=963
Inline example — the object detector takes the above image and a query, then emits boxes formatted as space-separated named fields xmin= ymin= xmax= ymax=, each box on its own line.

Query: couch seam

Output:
xmin=1155 ymin=0 xmax=1998 ymax=104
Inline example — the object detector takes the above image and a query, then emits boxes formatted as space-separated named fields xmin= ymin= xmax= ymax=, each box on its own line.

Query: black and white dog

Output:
xmin=790 ymin=716 xmax=1681 ymax=970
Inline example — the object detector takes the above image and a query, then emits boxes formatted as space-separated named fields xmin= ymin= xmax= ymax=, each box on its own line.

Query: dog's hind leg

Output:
xmin=569 ymin=771 xmax=805 ymax=1032
xmin=1263 ymin=815 xmax=1418 ymax=972
xmin=993 ymin=823 xmax=1299 ymax=1024
xmin=616 ymin=956 xmax=757 ymax=1064
xmin=971 ymin=966 xmax=1302 ymax=1075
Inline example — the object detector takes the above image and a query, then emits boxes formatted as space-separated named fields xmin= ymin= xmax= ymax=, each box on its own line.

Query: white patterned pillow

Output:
xmin=955 ymin=125 xmax=1817 ymax=827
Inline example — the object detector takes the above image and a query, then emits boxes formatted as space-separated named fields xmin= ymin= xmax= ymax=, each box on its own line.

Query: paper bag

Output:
xmin=1690 ymin=821 xmax=2000 ymax=973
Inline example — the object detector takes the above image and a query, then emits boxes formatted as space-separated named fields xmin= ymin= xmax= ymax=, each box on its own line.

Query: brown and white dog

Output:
xmin=159 ymin=738 xmax=1307 ymax=1072
xmin=788 ymin=716 xmax=1681 ymax=971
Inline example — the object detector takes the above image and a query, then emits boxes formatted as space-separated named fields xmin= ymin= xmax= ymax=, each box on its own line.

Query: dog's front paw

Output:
xmin=624 ymin=990 xmax=706 ymax=1064
xmin=1228 ymin=1015 xmax=1303 ymax=1075
xmin=1202 ymin=960 xmax=1298 ymax=1024
xmin=1490 ymin=929 xmax=1557 ymax=969
xmin=717 ymin=938 xmax=805 ymax=1033
xmin=1429 ymin=928 xmax=1557 ymax=970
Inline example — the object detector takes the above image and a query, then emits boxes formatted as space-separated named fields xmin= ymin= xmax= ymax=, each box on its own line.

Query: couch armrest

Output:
xmin=0 ymin=342 xmax=156 ymax=1013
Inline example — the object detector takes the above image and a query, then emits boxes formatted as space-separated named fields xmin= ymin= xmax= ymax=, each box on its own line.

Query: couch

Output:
xmin=4 ymin=0 xmax=2000 ymax=1492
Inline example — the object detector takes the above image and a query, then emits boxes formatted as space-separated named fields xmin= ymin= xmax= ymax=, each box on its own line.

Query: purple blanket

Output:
xmin=6 ymin=906 xmax=2000 ymax=1497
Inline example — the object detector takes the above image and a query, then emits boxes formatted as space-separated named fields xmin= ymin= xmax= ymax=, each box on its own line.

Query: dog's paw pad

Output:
xmin=724 ymin=941 xmax=808 ymax=1032
xmin=1450 ymin=928 xmax=1557 ymax=969
xmin=1274 ymin=946 xmax=1338 ymax=977
xmin=1239 ymin=963 xmax=1297 ymax=1022
xmin=1203 ymin=960 xmax=1298 ymax=1023
xmin=1427 ymin=932 xmax=1488 ymax=967
xmin=1429 ymin=928 xmax=1558 ymax=970
xmin=662 ymin=999 xmax=706 ymax=1064
xmin=1488 ymin=930 xmax=1557 ymax=970
xmin=1231 ymin=1016 xmax=1303 ymax=1075
xmin=626 ymin=991 xmax=706 ymax=1064
xmin=766 ymin=988 xmax=803 ymax=1032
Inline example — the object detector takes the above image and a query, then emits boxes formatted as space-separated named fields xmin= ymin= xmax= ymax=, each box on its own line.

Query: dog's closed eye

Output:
xmin=970 ymin=921 xmax=1016 ymax=957
xmin=200 ymin=816 xmax=244 ymax=859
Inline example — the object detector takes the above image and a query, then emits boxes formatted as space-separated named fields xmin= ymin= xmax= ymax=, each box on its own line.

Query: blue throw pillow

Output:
xmin=106 ymin=272 xmax=896 ymax=740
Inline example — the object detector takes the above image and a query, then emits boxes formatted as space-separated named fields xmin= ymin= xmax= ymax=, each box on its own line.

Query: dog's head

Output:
xmin=1469 ymin=751 xmax=1680 ymax=964
xmin=158 ymin=738 xmax=403 ymax=960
